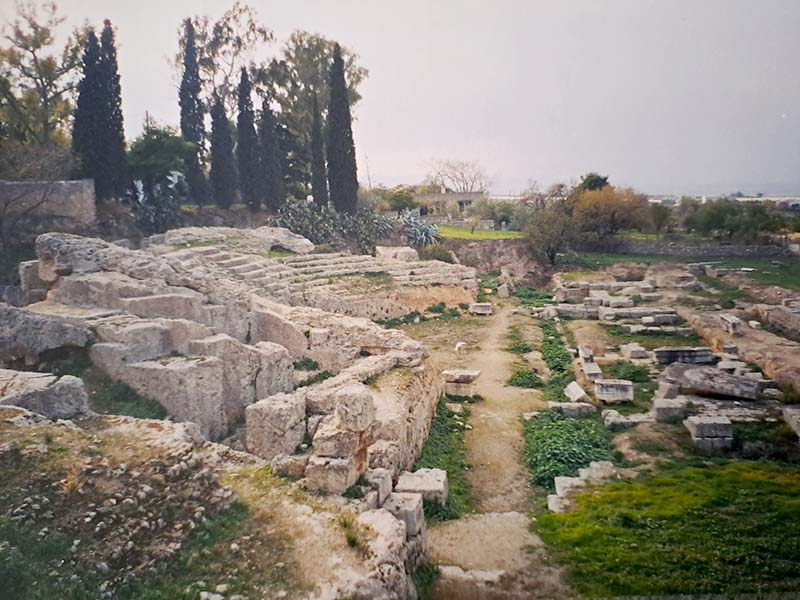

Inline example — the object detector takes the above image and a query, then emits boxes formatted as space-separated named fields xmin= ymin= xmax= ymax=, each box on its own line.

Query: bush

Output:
xmin=508 ymin=369 xmax=543 ymax=388
xmin=523 ymin=413 xmax=613 ymax=489
xmin=419 ymin=244 xmax=453 ymax=263
xmin=605 ymin=359 xmax=651 ymax=383
xmin=402 ymin=210 xmax=440 ymax=248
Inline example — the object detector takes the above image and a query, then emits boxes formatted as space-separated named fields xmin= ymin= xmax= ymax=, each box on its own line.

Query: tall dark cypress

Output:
xmin=179 ymin=19 xmax=209 ymax=204
xmin=326 ymin=44 xmax=358 ymax=214
xmin=99 ymin=20 xmax=127 ymax=197
xmin=73 ymin=31 xmax=106 ymax=197
xmin=310 ymin=91 xmax=328 ymax=208
xmin=236 ymin=68 xmax=261 ymax=210
xmin=209 ymin=99 xmax=237 ymax=209
xmin=258 ymin=99 xmax=285 ymax=212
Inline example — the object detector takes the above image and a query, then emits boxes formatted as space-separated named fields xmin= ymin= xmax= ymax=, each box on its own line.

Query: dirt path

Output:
xmin=423 ymin=304 xmax=573 ymax=598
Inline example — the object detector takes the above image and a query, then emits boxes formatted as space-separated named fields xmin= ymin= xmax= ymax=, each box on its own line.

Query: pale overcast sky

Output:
xmin=3 ymin=0 xmax=799 ymax=195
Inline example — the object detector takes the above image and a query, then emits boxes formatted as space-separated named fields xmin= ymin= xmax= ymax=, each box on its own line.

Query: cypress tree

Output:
xmin=73 ymin=31 xmax=106 ymax=197
xmin=310 ymin=91 xmax=328 ymax=207
xmin=326 ymin=44 xmax=358 ymax=214
xmin=179 ymin=19 xmax=209 ymax=204
xmin=99 ymin=20 xmax=127 ymax=197
xmin=257 ymin=99 xmax=285 ymax=212
xmin=236 ymin=68 xmax=261 ymax=210
xmin=209 ymin=99 xmax=237 ymax=209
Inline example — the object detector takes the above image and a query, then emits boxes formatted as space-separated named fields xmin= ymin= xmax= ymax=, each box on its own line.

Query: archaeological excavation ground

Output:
xmin=2 ymin=225 xmax=800 ymax=600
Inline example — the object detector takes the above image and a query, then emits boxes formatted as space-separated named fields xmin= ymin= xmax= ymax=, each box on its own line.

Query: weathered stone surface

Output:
xmin=363 ymin=468 xmax=393 ymax=507
xmin=693 ymin=436 xmax=734 ymax=451
xmin=0 ymin=369 xmax=89 ymax=419
xmin=395 ymin=468 xmax=448 ymax=506
xmin=582 ymin=362 xmax=603 ymax=382
xmin=652 ymin=398 xmax=689 ymax=421
xmin=594 ymin=379 xmax=634 ymax=404
xmin=653 ymin=346 xmax=715 ymax=365
xmin=564 ymin=381 xmax=590 ymax=402
xmin=304 ymin=455 xmax=358 ymax=494
xmin=334 ymin=382 xmax=376 ymax=432
xmin=661 ymin=362 xmax=765 ymax=401
xmin=245 ymin=393 xmax=306 ymax=459
xmin=548 ymin=400 xmax=596 ymax=417
xmin=441 ymin=369 xmax=481 ymax=383
xmin=620 ymin=343 xmax=649 ymax=360
xmin=0 ymin=303 xmax=91 ymax=365
xmin=602 ymin=409 xmax=635 ymax=430
xmin=312 ymin=417 xmax=362 ymax=457
xmin=684 ymin=415 xmax=733 ymax=439
xmin=158 ymin=225 xmax=315 ymax=254
xmin=554 ymin=476 xmax=585 ymax=497
xmin=382 ymin=492 xmax=424 ymax=537
xmin=270 ymin=452 xmax=310 ymax=478
xmin=375 ymin=246 xmax=419 ymax=262
xmin=468 ymin=303 xmax=492 ymax=315
xmin=444 ymin=381 xmax=476 ymax=396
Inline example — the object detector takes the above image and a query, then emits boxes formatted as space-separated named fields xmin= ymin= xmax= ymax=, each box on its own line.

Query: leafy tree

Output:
xmin=684 ymin=198 xmax=785 ymax=243
xmin=575 ymin=172 xmax=609 ymax=193
xmin=524 ymin=201 xmax=574 ymax=265
xmin=174 ymin=1 xmax=273 ymax=115
xmin=98 ymin=20 xmax=127 ymax=197
xmin=0 ymin=2 xmax=84 ymax=145
xmin=265 ymin=31 xmax=368 ymax=145
xmin=72 ymin=21 xmax=128 ymax=201
xmin=127 ymin=119 xmax=193 ymax=196
xmin=209 ymin=98 xmax=237 ymax=208
xmin=651 ymin=202 xmax=671 ymax=237
xmin=178 ymin=18 xmax=209 ymax=204
xmin=236 ymin=68 xmax=261 ymax=210
xmin=275 ymin=118 xmax=310 ymax=200
xmin=574 ymin=186 xmax=650 ymax=240
xmin=257 ymin=98 xmax=285 ymax=211
xmin=309 ymin=91 xmax=328 ymax=207
xmin=386 ymin=189 xmax=418 ymax=213
xmin=326 ymin=44 xmax=358 ymax=213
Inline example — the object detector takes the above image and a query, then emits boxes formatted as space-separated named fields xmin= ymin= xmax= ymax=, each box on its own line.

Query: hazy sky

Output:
xmin=4 ymin=0 xmax=799 ymax=195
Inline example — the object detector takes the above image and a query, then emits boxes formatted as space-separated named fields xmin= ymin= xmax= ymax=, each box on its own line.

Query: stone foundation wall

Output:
xmin=0 ymin=179 xmax=96 ymax=236
xmin=586 ymin=239 xmax=790 ymax=258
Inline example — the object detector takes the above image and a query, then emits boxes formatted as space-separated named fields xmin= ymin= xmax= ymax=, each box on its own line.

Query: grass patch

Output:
xmin=602 ymin=323 xmax=701 ymax=350
xmin=412 ymin=561 xmax=441 ymax=600
xmin=292 ymin=358 xmax=320 ymax=371
xmin=83 ymin=368 xmax=167 ymax=419
xmin=697 ymin=274 xmax=755 ymax=306
xmin=514 ymin=286 xmax=553 ymax=308
xmin=506 ymin=326 xmax=533 ymax=354
xmin=523 ymin=413 xmax=613 ymax=490
xmin=296 ymin=370 xmax=333 ymax=388
xmin=414 ymin=398 xmax=472 ymax=522
xmin=507 ymin=369 xmax=544 ymax=388
xmin=438 ymin=225 xmax=523 ymax=241
xmin=376 ymin=310 xmax=426 ymax=329
xmin=535 ymin=461 xmax=800 ymax=597
xmin=538 ymin=319 xmax=574 ymax=402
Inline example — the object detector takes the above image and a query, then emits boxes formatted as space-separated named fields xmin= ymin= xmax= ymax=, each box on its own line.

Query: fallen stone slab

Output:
xmin=0 ymin=368 xmax=90 ymax=419
xmin=468 ymin=303 xmax=492 ymax=316
xmin=304 ymin=455 xmax=359 ymax=494
xmin=363 ymin=468 xmax=393 ymax=507
xmin=661 ymin=362 xmax=766 ymax=401
xmin=652 ymin=398 xmax=689 ymax=421
xmin=582 ymin=362 xmax=603 ymax=382
xmin=684 ymin=415 xmax=733 ymax=439
xmin=620 ymin=343 xmax=649 ymax=360
xmin=0 ymin=303 xmax=92 ymax=365
xmin=653 ymin=347 xmax=715 ymax=365
xmin=594 ymin=379 xmax=634 ymax=404
xmin=564 ymin=381 xmax=590 ymax=402
xmin=548 ymin=401 xmax=596 ymax=418
xmin=554 ymin=476 xmax=585 ymax=497
xmin=441 ymin=369 xmax=481 ymax=383
xmin=602 ymin=409 xmax=635 ymax=430
xmin=395 ymin=468 xmax=448 ymax=506
xmin=245 ymin=393 xmax=306 ymax=460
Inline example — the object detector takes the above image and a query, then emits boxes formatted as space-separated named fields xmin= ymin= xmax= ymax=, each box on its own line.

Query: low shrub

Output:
xmin=605 ymin=359 xmax=651 ymax=383
xmin=514 ymin=286 xmax=553 ymax=308
xmin=523 ymin=413 xmax=613 ymax=489
xmin=508 ymin=369 xmax=544 ymax=388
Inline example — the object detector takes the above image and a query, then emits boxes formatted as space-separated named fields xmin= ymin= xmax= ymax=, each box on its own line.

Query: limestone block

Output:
xmin=119 ymin=292 xmax=205 ymax=321
xmin=0 ymin=304 xmax=91 ymax=364
xmin=653 ymin=347 xmax=715 ymax=365
xmin=441 ymin=369 xmax=481 ymax=383
xmin=554 ymin=476 xmax=585 ymax=497
xmin=368 ymin=440 xmax=402 ymax=474
xmin=468 ymin=303 xmax=492 ymax=316
xmin=375 ymin=246 xmax=419 ymax=262
xmin=95 ymin=320 xmax=172 ymax=362
xmin=595 ymin=379 xmax=634 ymax=404
xmin=783 ymin=406 xmax=800 ymax=437
xmin=395 ymin=468 xmax=448 ymax=506
xmin=578 ymin=347 xmax=594 ymax=363
xmin=564 ymin=381 xmax=590 ymax=402
xmin=312 ymin=417 xmax=361 ymax=457
xmin=684 ymin=415 xmax=733 ymax=439
xmin=363 ymin=468 xmax=393 ymax=507
xmin=158 ymin=318 xmax=213 ymax=354
xmin=748 ymin=320 xmax=762 ymax=330
xmin=661 ymin=363 xmax=763 ymax=400
xmin=654 ymin=381 xmax=679 ymax=400
xmin=652 ymin=398 xmax=689 ymax=421
xmin=641 ymin=316 xmax=656 ymax=325
xmin=304 ymin=455 xmax=359 ymax=494
xmin=654 ymin=314 xmax=677 ymax=326
xmin=307 ymin=414 xmax=324 ymax=437
xmin=693 ymin=437 xmax=734 ymax=451
xmin=602 ymin=409 xmax=634 ymax=430
xmin=620 ymin=343 xmax=649 ymax=360
xmin=762 ymin=388 xmax=785 ymax=401
xmin=607 ymin=296 xmax=634 ymax=308
xmin=0 ymin=369 xmax=89 ymax=419
xmin=547 ymin=494 xmax=571 ymax=513
xmin=582 ymin=362 xmax=603 ymax=382
xmin=245 ymin=393 xmax=306 ymax=459
xmin=548 ymin=401 xmax=596 ymax=418
xmin=334 ymin=382 xmax=376 ymax=432
xmin=578 ymin=461 xmax=616 ymax=481
xmin=270 ymin=452 xmax=310 ymax=478
xmin=383 ymin=492 xmax=424 ymax=537
xmin=497 ymin=283 xmax=511 ymax=298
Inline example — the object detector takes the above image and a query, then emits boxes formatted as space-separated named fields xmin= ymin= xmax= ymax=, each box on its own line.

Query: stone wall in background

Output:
xmin=592 ymin=239 xmax=791 ymax=259
xmin=0 ymin=179 xmax=96 ymax=236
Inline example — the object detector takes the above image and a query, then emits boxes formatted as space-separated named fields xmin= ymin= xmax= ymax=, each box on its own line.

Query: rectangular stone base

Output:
xmin=445 ymin=381 xmax=476 ymax=397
